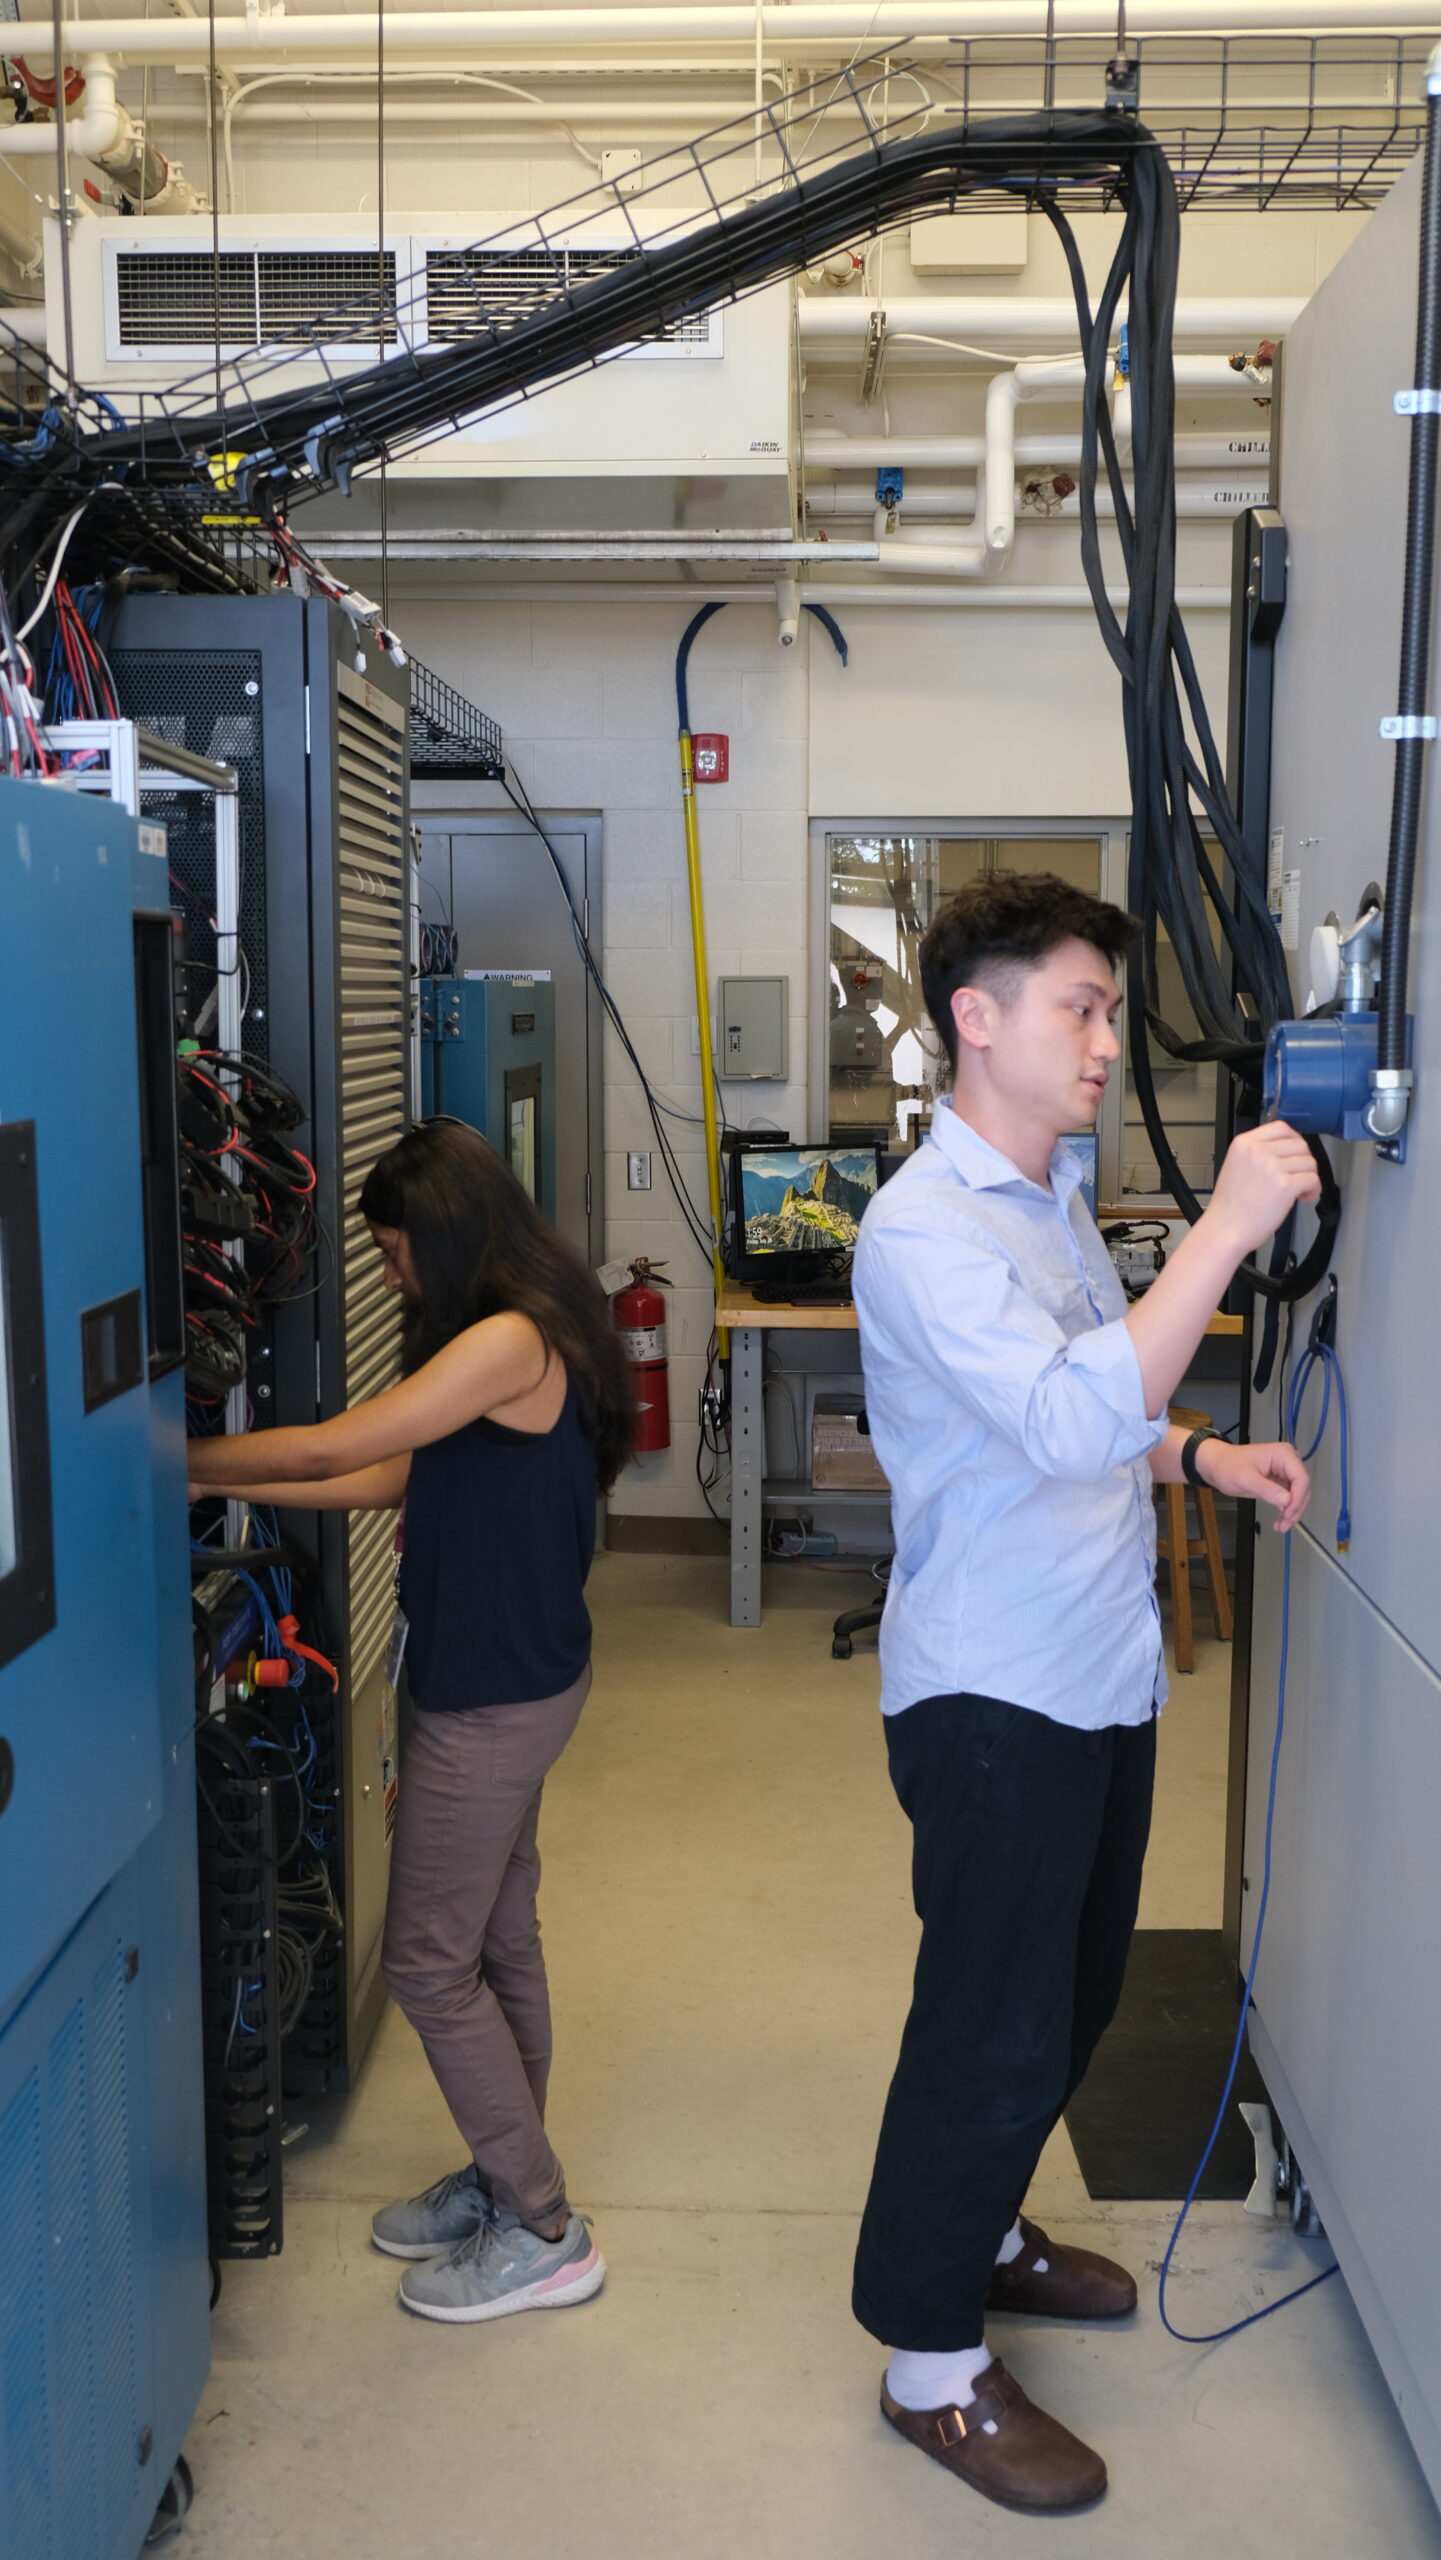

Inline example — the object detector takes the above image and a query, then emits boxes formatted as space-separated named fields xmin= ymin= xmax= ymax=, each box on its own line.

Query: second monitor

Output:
xmin=729 ymin=1141 xmax=882 ymax=1285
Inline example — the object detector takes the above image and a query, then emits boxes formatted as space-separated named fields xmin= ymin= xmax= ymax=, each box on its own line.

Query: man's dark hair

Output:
xmin=919 ymin=872 xmax=1140 ymax=1074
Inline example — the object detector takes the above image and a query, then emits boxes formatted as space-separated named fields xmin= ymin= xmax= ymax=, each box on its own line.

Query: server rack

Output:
xmin=111 ymin=594 xmax=410 ymax=2090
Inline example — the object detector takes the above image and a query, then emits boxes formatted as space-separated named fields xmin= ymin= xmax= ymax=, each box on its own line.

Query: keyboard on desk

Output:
xmin=750 ymin=1279 xmax=854 ymax=1307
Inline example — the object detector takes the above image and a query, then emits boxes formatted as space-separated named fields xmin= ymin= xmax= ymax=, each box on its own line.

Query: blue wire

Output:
xmin=1289 ymin=1341 xmax=1350 ymax=1547
xmin=1157 ymin=1342 xmax=1350 ymax=2343
xmin=228 ymin=1565 xmax=284 ymax=1660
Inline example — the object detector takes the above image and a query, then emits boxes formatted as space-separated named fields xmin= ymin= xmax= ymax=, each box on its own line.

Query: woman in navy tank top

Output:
xmin=188 ymin=1120 xmax=634 ymax=2327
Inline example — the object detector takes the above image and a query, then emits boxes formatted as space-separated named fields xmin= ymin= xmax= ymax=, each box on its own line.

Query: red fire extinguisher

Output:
xmin=615 ymin=1258 xmax=671 ymax=1453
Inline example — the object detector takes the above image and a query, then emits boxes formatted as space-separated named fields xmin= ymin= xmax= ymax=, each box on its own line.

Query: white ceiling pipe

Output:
xmin=310 ymin=538 xmax=880 ymax=560
xmin=804 ymin=432 xmax=1269 ymax=469
xmin=809 ymin=478 xmax=1269 ymax=515
xmin=805 ymin=580 xmax=1228 ymax=605
xmin=173 ymin=97 xmax=830 ymax=126
xmin=0 ymin=307 xmax=47 ymax=343
xmin=0 ymin=56 xmax=202 ymax=208
xmin=985 ymin=354 xmax=1097 ymax=561
xmin=799 ymin=297 xmax=1304 ymax=350
xmin=366 ymin=579 xmax=1229 ymax=607
xmin=0 ymin=56 xmax=124 ymax=159
xmin=851 ymin=533 xmax=985 ymax=574
xmin=18 ymin=6 xmax=1441 ymax=64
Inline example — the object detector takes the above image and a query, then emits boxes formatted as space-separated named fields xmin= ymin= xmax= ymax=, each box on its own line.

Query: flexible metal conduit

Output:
xmin=1371 ymin=42 xmax=1441 ymax=1140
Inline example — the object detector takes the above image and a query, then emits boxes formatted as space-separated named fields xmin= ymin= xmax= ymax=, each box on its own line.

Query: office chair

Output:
xmin=832 ymin=1557 xmax=890 ymax=1659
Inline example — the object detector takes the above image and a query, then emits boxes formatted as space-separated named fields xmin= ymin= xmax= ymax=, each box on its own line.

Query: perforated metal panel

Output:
xmin=336 ymin=669 xmax=407 ymax=1692
xmin=0 ymin=2069 xmax=46 ymax=2560
xmin=0 ymin=1934 xmax=142 ymax=2560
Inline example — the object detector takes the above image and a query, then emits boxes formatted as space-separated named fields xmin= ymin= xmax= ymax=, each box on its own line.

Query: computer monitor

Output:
xmin=728 ymin=1141 xmax=883 ymax=1280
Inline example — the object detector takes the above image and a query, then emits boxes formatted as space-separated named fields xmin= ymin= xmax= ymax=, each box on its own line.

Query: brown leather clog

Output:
xmin=986 ymin=2215 xmax=1138 ymax=2320
xmin=880 ymin=2359 xmax=1107 ymax=2514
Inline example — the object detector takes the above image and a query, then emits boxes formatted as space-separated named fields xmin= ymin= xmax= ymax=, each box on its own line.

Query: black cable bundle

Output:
xmin=20 ymin=88 xmax=1343 ymax=1289
xmin=1038 ymin=158 xmax=1338 ymax=1298
xmin=87 ymin=107 xmax=1140 ymax=499
xmin=1377 ymin=78 xmax=1441 ymax=1085
xmin=177 ymin=1048 xmax=328 ymax=1405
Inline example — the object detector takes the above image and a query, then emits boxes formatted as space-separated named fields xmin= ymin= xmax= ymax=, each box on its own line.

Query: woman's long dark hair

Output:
xmin=359 ymin=1121 xmax=635 ymax=1491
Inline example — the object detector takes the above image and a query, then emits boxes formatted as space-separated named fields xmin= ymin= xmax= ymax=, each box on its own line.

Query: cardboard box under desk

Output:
xmin=811 ymin=1395 xmax=889 ymax=1492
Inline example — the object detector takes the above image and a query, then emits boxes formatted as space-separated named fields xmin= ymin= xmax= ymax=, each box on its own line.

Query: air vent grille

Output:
xmin=334 ymin=678 xmax=407 ymax=1693
xmin=113 ymin=248 xmax=397 ymax=347
xmin=424 ymin=245 xmax=710 ymax=343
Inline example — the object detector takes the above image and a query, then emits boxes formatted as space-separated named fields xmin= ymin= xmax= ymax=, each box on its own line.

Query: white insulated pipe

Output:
xmin=799 ymin=297 xmax=1303 ymax=351
xmin=0 ymin=57 xmax=124 ymax=159
xmin=872 ymin=534 xmax=987 ymax=575
xmin=805 ymin=432 xmax=1270 ymax=470
xmin=809 ymin=479 xmax=1269 ymax=516
xmin=810 ymin=346 xmax=1261 ymax=578
xmin=16 ymin=7 xmax=1441 ymax=63
xmin=0 ymin=56 xmax=202 ymax=208
xmin=983 ymin=356 xmax=1096 ymax=559
xmin=373 ymin=579 xmax=1230 ymax=608
xmin=0 ymin=307 xmax=47 ymax=344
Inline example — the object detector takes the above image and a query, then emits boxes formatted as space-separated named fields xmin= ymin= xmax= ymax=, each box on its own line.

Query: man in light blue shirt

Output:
xmin=850 ymin=874 xmax=1318 ymax=2518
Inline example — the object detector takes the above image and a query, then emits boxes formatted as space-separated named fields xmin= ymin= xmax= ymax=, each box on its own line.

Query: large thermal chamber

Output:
xmin=0 ymin=781 xmax=209 ymax=2556
xmin=1241 ymin=147 xmax=1441 ymax=2500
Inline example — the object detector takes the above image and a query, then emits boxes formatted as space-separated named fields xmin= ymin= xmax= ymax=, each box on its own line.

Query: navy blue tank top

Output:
xmin=399 ymin=1371 xmax=598 ymax=1713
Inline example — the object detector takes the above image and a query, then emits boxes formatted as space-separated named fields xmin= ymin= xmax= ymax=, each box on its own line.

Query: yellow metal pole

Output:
xmin=678 ymin=728 xmax=729 ymax=1319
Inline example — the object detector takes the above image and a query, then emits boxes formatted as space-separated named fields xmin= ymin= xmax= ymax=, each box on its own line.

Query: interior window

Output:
xmin=825 ymin=834 xmax=1103 ymax=1147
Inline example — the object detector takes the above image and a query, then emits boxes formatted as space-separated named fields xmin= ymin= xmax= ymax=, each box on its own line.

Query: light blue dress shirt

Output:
xmin=852 ymin=1103 xmax=1170 ymax=1730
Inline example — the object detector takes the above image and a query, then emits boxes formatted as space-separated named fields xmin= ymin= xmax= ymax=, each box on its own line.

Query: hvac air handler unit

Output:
xmin=0 ymin=779 xmax=208 ymax=2554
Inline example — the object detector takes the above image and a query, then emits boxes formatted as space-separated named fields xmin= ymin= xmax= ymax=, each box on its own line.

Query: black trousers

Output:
xmin=852 ymin=1690 xmax=1156 ymax=2352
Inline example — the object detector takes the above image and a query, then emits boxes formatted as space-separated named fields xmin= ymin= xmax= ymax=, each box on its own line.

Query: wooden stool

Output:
xmin=1155 ymin=1403 xmax=1234 ymax=1673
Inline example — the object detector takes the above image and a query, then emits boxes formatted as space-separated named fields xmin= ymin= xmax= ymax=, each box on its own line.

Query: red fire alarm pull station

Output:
xmin=692 ymin=734 xmax=729 ymax=783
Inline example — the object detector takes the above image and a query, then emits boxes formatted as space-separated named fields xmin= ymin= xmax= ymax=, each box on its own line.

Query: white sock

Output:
xmin=995 ymin=2218 xmax=1047 ymax=2274
xmin=886 ymin=2343 xmax=998 ymax=2430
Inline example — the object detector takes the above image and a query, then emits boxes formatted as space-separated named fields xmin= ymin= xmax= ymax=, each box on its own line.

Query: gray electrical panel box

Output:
xmin=717 ymin=975 xmax=789 ymax=1079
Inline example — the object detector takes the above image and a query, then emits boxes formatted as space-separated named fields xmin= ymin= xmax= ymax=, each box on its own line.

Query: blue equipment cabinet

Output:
xmin=420 ymin=975 xmax=558 ymax=1224
xmin=0 ymin=781 xmax=208 ymax=2558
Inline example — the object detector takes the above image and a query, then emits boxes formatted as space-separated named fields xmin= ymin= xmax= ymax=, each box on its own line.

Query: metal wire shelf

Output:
xmin=407 ymin=660 xmax=503 ymax=781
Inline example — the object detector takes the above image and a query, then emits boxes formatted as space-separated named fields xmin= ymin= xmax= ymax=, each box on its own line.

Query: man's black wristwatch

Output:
xmin=1180 ymin=1426 xmax=1223 ymax=1487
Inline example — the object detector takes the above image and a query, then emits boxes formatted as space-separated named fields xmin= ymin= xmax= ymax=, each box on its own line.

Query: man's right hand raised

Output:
xmin=1124 ymin=1120 xmax=1324 ymax=1419
xmin=1204 ymin=1121 xmax=1322 ymax=1262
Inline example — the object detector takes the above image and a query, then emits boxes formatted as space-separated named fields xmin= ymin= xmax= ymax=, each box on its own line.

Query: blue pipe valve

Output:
xmin=1262 ymin=1011 xmax=1414 ymax=1156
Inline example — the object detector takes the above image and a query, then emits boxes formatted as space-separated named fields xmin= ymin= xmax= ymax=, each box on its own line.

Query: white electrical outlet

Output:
xmin=627 ymin=1152 xmax=653 ymax=1191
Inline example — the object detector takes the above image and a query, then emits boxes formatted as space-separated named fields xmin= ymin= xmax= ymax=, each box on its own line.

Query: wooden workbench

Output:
xmin=715 ymin=1284 xmax=1243 ymax=1628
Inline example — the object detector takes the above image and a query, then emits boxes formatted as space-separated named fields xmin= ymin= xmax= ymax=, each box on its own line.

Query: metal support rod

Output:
xmin=678 ymin=727 xmax=728 ymax=1313
xmin=50 ymin=0 xmax=76 ymax=391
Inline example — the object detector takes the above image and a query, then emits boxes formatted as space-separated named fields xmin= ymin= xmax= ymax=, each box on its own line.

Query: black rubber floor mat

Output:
xmin=1063 ymin=1929 xmax=1268 ymax=2202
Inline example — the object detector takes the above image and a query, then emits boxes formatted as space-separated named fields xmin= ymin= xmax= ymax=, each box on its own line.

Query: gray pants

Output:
xmin=381 ymin=1665 xmax=591 ymax=2234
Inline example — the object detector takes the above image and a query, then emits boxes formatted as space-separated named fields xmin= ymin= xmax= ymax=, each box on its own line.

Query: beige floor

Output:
xmin=178 ymin=1556 xmax=1441 ymax=2559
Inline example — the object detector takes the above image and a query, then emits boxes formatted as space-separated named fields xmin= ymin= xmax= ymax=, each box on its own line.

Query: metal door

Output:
xmin=414 ymin=814 xmax=604 ymax=1263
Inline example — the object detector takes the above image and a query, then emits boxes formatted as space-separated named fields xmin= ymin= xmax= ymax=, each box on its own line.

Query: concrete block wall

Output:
xmin=403 ymin=595 xmax=813 ymax=1517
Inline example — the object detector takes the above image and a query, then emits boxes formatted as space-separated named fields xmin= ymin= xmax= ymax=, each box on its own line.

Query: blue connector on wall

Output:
xmin=1262 ymin=1012 xmax=1415 ymax=1159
